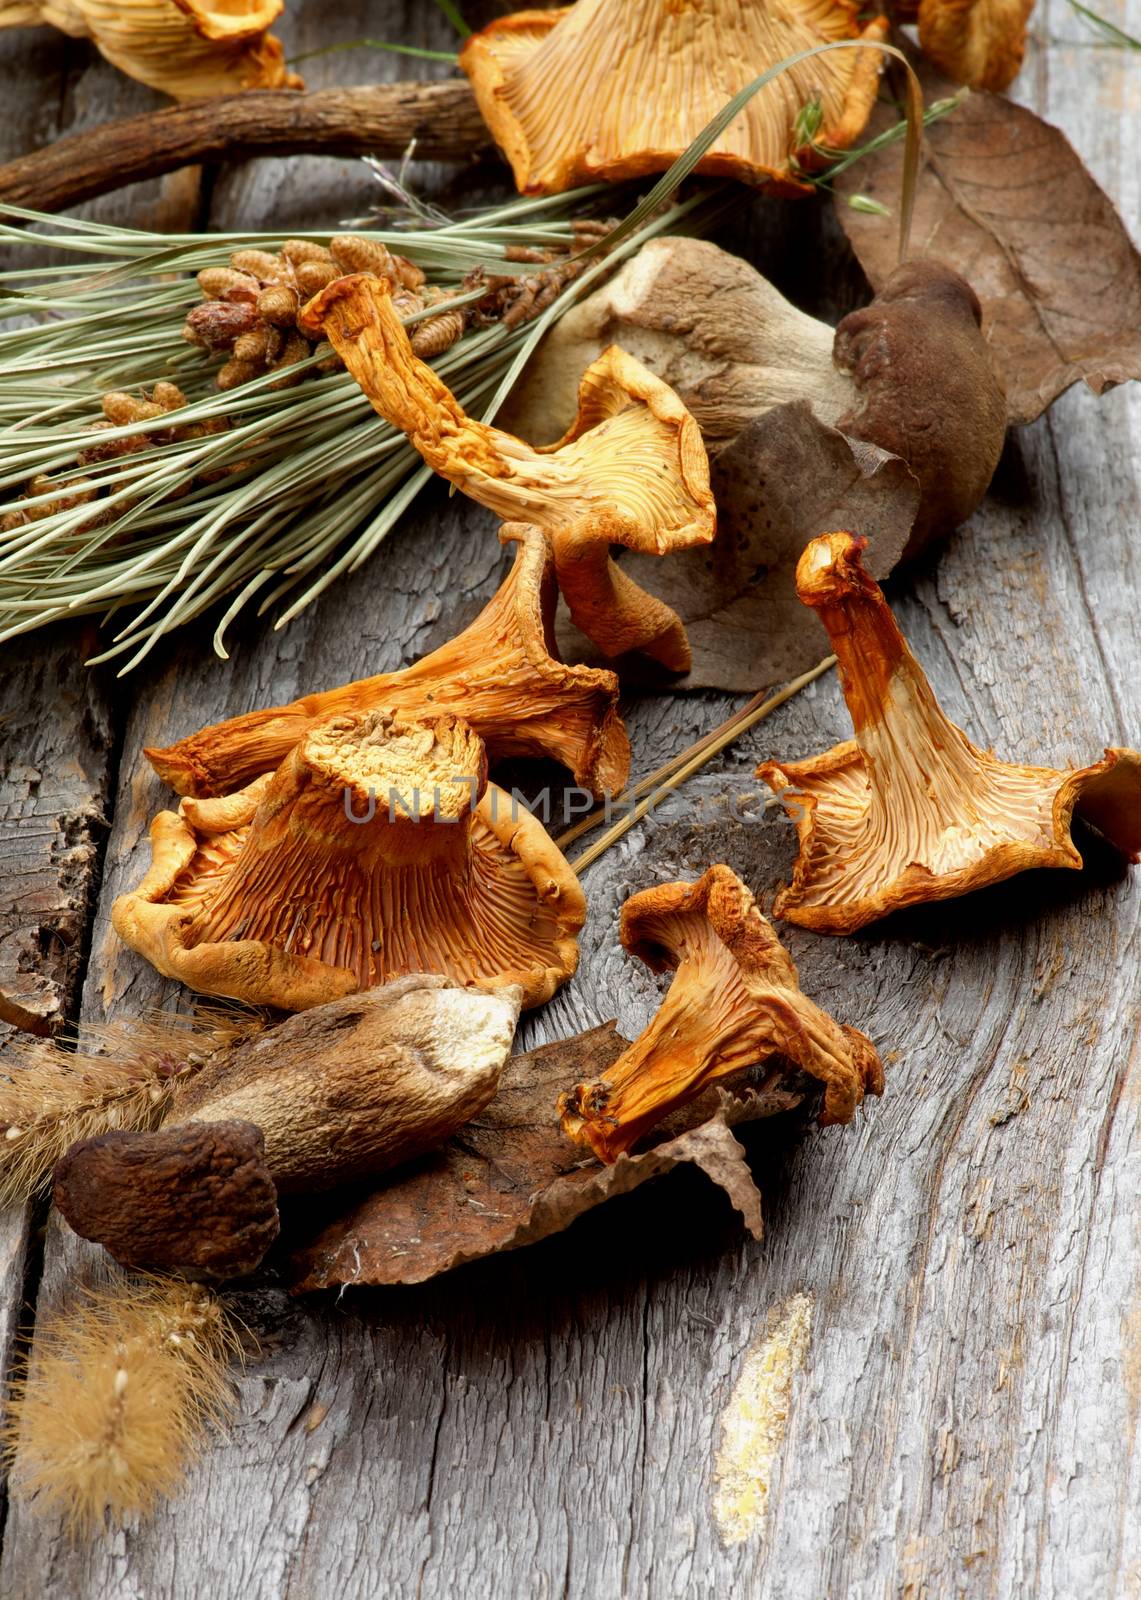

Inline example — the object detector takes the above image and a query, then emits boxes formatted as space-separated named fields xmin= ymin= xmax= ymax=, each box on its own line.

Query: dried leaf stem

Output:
xmin=564 ymin=655 xmax=837 ymax=873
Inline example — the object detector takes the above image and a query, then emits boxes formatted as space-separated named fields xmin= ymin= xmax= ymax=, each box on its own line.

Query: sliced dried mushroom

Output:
xmin=54 ymin=977 xmax=522 ymax=1280
xmin=116 ymin=711 xmax=585 ymax=1011
xmin=758 ymin=532 xmax=1141 ymax=934
xmin=300 ymin=272 xmax=716 ymax=671
xmin=558 ymin=865 xmax=884 ymax=1162
xmin=459 ymin=0 xmax=888 ymax=196
xmin=505 ymin=238 xmax=1007 ymax=561
xmin=917 ymin=0 xmax=1035 ymax=91
xmin=145 ymin=524 xmax=630 ymax=799
xmin=3 ymin=0 xmax=300 ymax=100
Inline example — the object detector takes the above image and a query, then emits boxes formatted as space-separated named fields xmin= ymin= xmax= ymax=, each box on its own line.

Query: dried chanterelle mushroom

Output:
xmin=299 ymin=272 xmax=716 ymax=672
xmin=504 ymin=238 xmax=1008 ymax=562
xmin=146 ymin=525 xmax=629 ymax=800
xmin=54 ymin=977 xmax=522 ymax=1280
xmin=115 ymin=711 xmax=585 ymax=1011
xmin=1 ymin=0 xmax=300 ymax=100
xmin=558 ymin=865 xmax=884 ymax=1162
xmin=459 ymin=0 xmax=888 ymax=195
xmin=892 ymin=0 xmax=1035 ymax=92
xmin=758 ymin=532 xmax=1141 ymax=934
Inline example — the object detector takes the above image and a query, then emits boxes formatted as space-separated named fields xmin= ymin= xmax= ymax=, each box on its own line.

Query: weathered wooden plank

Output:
xmin=2 ymin=0 xmax=1140 ymax=1595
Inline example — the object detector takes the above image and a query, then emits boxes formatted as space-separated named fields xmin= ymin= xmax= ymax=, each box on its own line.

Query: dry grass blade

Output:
xmin=0 ymin=1011 xmax=249 ymax=1206
xmin=3 ymin=1275 xmax=243 ymax=1537
xmin=565 ymin=656 xmax=837 ymax=873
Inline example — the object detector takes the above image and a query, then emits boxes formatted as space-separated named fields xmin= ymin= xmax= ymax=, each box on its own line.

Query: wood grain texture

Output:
xmin=1 ymin=1 xmax=1140 ymax=1595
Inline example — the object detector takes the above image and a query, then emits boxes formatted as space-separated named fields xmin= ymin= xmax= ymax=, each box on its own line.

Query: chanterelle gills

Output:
xmin=458 ymin=0 xmax=888 ymax=195
xmin=1 ymin=0 xmax=301 ymax=101
xmin=146 ymin=525 xmax=630 ymax=800
xmin=758 ymin=532 xmax=1141 ymax=934
xmin=558 ymin=864 xmax=883 ymax=1162
xmin=300 ymin=273 xmax=716 ymax=673
xmin=115 ymin=711 xmax=586 ymax=1011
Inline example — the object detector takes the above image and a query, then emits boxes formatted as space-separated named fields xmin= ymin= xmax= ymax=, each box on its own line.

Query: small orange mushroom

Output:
xmin=300 ymin=273 xmax=716 ymax=672
xmin=115 ymin=711 xmax=585 ymax=1011
xmin=558 ymin=865 xmax=884 ymax=1162
xmin=917 ymin=0 xmax=1035 ymax=92
xmin=146 ymin=525 xmax=630 ymax=800
xmin=758 ymin=532 xmax=1141 ymax=934
xmin=459 ymin=0 xmax=889 ymax=196
xmin=3 ymin=0 xmax=301 ymax=100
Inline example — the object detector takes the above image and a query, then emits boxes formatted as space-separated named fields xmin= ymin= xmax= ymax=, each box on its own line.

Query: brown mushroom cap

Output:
xmin=54 ymin=1120 xmax=279 ymax=1281
xmin=459 ymin=0 xmax=888 ymax=196
xmin=5 ymin=0 xmax=301 ymax=100
xmin=758 ymin=532 xmax=1141 ymax=934
xmin=115 ymin=711 xmax=586 ymax=1010
xmin=558 ymin=864 xmax=883 ymax=1161
xmin=504 ymin=240 xmax=1006 ymax=562
xmin=301 ymin=272 xmax=716 ymax=672
xmin=834 ymin=259 xmax=1007 ymax=560
xmin=146 ymin=524 xmax=630 ymax=801
xmin=917 ymin=0 xmax=1035 ymax=91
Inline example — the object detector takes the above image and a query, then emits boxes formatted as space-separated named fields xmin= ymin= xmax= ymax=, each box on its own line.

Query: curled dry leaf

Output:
xmin=115 ymin=712 xmax=584 ymax=1010
xmin=758 ymin=532 xmax=1141 ymax=934
xmin=53 ymin=978 xmax=523 ymax=1281
xmin=836 ymin=65 xmax=1141 ymax=425
xmin=1 ymin=0 xmax=300 ymax=100
xmin=289 ymin=1023 xmax=808 ymax=1292
xmin=300 ymin=272 xmax=715 ymax=673
xmin=146 ymin=526 xmax=630 ymax=801
xmin=459 ymin=0 xmax=888 ymax=195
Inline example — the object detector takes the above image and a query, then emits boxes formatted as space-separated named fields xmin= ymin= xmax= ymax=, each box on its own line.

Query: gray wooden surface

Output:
xmin=1 ymin=2 xmax=1139 ymax=1596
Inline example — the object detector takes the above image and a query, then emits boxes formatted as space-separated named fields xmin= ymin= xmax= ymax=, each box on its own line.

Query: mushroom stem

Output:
xmin=145 ymin=525 xmax=630 ymax=800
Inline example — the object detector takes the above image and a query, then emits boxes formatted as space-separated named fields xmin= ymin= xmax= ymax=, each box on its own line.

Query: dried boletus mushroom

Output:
xmin=758 ymin=532 xmax=1141 ymax=934
xmin=146 ymin=524 xmax=630 ymax=800
xmin=504 ymin=239 xmax=1007 ymax=562
xmin=300 ymin=273 xmax=716 ymax=672
xmin=558 ymin=865 xmax=884 ymax=1162
xmin=54 ymin=977 xmax=521 ymax=1280
xmin=2 ymin=0 xmax=301 ymax=100
xmin=459 ymin=0 xmax=888 ymax=195
xmin=114 ymin=711 xmax=586 ymax=1010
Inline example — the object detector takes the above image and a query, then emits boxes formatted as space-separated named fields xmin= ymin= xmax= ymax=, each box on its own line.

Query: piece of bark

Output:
xmin=0 ymin=81 xmax=489 ymax=215
xmin=557 ymin=403 xmax=918 ymax=692
xmin=835 ymin=67 xmax=1141 ymax=426
xmin=289 ymin=1023 xmax=804 ymax=1291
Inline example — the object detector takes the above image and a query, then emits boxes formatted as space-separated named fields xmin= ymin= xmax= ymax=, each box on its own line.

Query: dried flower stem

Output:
xmin=3 ymin=1275 xmax=243 ymax=1537
xmin=564 ymin=656 xmax=837 ymax=873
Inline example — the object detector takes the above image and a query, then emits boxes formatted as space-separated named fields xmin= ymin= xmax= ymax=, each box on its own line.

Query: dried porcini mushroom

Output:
xmin=758 ymin=532 xmax=1141 ymax=934
xmin=54 ymin=977 xmax=522 ymax=1280
xmin=3 ymin=0 xmax=300 ymax=100
xmin=146 ymin=525 xmax=630 ymax=799
xmin=116 ymin=710 xmax=585 ymax=1011
xmin=300 ymin=273 xmax=716 ymax=672
xmin=916 ymin=0 xmax=1035 ymax=91
xmin=558 ymin=865 xmax=884 ymax=1162
xmin=459 ymin=0 xmax=888 ymax=196
xmin=505 ymin=238 xmax=1007 ymax=561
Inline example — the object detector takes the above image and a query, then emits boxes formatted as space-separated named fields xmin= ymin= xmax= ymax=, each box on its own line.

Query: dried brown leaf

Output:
xmin=558 ymin=402 xmax=917 ymax=693
xmin=288 ymin=1024 xmax=804 ymax=1291
xmin=836 ymin=67 xmax=1141 ymax=426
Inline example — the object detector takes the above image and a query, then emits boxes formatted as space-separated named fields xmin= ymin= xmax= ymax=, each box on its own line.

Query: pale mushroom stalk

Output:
xmin=53 ymin=977 xmax=523 ymax=1281
xmin=300 ymin=273 xmax=716 ymax=672
xmin=504 ymin=241 xmax=1008 ymax=561
xmin=758 ymin=532 xmax=1141 ymax=934
xmin=558 ymin=865 xmax=883 ymax=1162
xmin=459 ymin=0 xmax=889 ymax=195
xmin=145 ymin=525 xmax=630 ymax=800
xmin=1 ymin=0 xmax=300 ymax=100
xmin=115 ymin=711 xmax=585 ymax=1011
